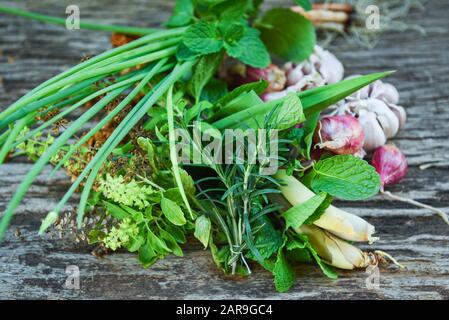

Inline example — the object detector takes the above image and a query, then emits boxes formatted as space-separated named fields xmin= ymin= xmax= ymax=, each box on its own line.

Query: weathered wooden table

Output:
xmin=1 ymin=0 xmax=448 ymax=300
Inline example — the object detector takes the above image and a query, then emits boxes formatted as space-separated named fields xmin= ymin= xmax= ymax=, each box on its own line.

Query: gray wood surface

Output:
xmin=1 ymin=0 xmax=449 ymax=300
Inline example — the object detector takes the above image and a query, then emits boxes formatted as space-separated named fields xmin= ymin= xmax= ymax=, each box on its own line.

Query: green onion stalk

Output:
xmin=0 ymin=11 xmax=193 ymax=239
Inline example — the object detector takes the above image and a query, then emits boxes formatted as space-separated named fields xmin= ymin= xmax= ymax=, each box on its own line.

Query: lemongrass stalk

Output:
xmin=275 ymin=170 xmax=377 ymax=243
xmin=0 ymin=87 xmax=128 ymax=241
xmin=211 ymin=72 xmax=393 ymax=130
xmin=0 ymin=28 xmax=185 ymax=121
xmin=297 ymin=224 xmax=380 ymax=269
xmin=75 ymin=60 xmax=196 ymax=227
xmin=48 ymin=62 xmax=175 ymax=177
xmin=0 ymin=6 xmax=160 ymax=35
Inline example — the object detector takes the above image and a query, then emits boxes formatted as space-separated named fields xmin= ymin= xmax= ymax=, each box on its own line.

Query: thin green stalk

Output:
xmin=0 ymin=76 xmax=105 ymax=130
xmin=0 ymin=28 xmax=186 ymax=121
xmin=14 ymin=70 xmax=151 ymax=148
xmin=0 ymin=87 xmax=127 ymax=241
xmin=166 ymin=85 xmax=194 ymax=219
xmin=0 ymin=113 xmax=35 ymax=164
xmin=0 ymin=47 xmax=176 ymax=130
xmin=49 ymin=62 xmax=174 ymax=178
xmin=0 ymin=6 xmax=160 ymax=35
xmin=212 ymin=71 xmax=393 ymax=130
xmin=75 ymin=60 xmax=196 ymax=227
xmin=84 ymin=37 xmax=181 ymax=71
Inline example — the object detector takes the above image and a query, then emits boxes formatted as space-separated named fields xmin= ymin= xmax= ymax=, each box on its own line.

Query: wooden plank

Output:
xmin=1 ymin=0 xmax=449 ymax=299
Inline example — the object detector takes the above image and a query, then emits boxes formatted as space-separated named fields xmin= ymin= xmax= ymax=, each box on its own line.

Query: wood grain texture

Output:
xmin=1 ymin=0 xmax=449 ymax=300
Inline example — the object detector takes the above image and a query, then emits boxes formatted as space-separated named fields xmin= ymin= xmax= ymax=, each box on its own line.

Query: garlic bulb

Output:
xmin=335 ymin=79 xmax=406 ymax=151
xmin=283 ymin=45 xmax=344 ymax=87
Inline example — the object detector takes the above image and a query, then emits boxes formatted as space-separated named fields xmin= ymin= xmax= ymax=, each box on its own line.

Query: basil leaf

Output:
xmin=258 ymin=8 xmax=315 ymax=62
xmin=166 ymin=0 xmax=194 ymax=28
xmin=183 ymin=21 xmax=223 ymax=55
xmin=216 ymin=79 xmax=268 ymax=107
xmin=161 ymin=197 xmax=187 ymax=226
xmin=194 ymin=215 xmax=212 ymax=248
xmin=101 ymin=200 xmax=129 ymax=220
xmin=159 ymin=228 xmax=183 ymax=257
xmin=312 ymin=155 xmax=381 ymax=200
xmin=138 ymin=243 xmax=157 ymax=268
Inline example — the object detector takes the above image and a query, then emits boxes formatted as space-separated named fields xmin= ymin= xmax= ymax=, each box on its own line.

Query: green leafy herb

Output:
xmin=271 ymin=93 xmax=305 ymax=130
xmin=273 ymin=243 xmax=296 ymax=292
xmin=258 ymin=8 xmax=315 ymax=62
xmin=312 ymin=155 xmax=381 ymax=200
xmin=224 ymin=26 xmax=270 ymax=68
xmin=183 ymin=21 xmax=223 ymax=55
xmin=194 ymin=214 xmax=212 ymax=248
xmin=161 ymin=196 xmax=187 ymax=226
xmin=166 ymin=0 xmax=194 ymax=28
xmin=282 ymin=192 xmax=330 ymax=229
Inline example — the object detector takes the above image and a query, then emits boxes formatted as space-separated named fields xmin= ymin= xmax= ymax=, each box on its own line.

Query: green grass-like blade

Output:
xmin=49 ymin=62 xmax=175 ymax=178
xmin=166 ymin=85 xmax=194 ymax=219
xmin=212 ymin=71 xmax=394 ymax=130
xmin=0 ymin=6 xmax=160 ymax=35
xmin=0 ymin=28 xmax=185 ymax=121
xmin=74 ymin=60 xmax=196 ymax=228
xmin=0 ymin=87 xmax=127 ymax=241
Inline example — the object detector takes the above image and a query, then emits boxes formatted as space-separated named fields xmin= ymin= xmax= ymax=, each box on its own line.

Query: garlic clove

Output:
xmin=314 ymin=45 xmax=344 ymax=84
xmin=388 ymin=104 xmax=407 ymax=130
xmin=371 ymin=144 xmax=408 ymax=188
xmin=364 ymin=99 xmax=399 ymax=138
xmin=358 ymin=109 xmax=387 ymax=152
xmin=286 ymin=63 xmax=305 ymax=86
xmin=372 ymin=82 xmax=400 ymax=105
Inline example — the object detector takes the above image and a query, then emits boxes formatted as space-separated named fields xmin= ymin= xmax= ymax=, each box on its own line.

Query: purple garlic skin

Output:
xmin=371 ymin=144 xmax=408 ymax=189
xmin=314 ymin=115 xmax=365 ymax=155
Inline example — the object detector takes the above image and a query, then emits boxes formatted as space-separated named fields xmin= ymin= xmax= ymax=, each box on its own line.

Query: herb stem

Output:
xmin=0 ymin=6 xmax=160 ymax=35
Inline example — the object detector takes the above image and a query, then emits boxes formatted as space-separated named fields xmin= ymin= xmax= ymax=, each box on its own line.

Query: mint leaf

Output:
xmin=258 ymin=8 xmax=315 ymax=62
xmin=188 ymin=52 xmax=223 ymax=101
xmin=312 ymin=155 xmax=381 ymax=200
xmin=247 ymin=216 xmax=283 ymax=260
xmin=224 ymin=27 xmax=270 ymax=68
xmin=161 ymin=197 xmax=187 ymax=226
xmin=282 ymin=192 xmax=328 ymax=229
xmin=273 ymin=245 xmax=295 ymax=292
xmin=166 ymin=0 xmax=194 ymax=27
xmin=176 ymin=43 xmax=203 ymax=61
xmin=305 ymin=240 xmax=338 ymax=279
xmin=200 ymin=79 xmax=228 ymax=104
xmin=271 ymin=93 xmax=305 ymax=130
xmin=183 ymin=21 xmax=223 ymax=55
xmin=194 ymin=215 xmax=212 ymax=248
xmin=293 ymin=0 xmax=312 ymax=11
xmin=212 ymin=0 xmax=252 ymax=20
